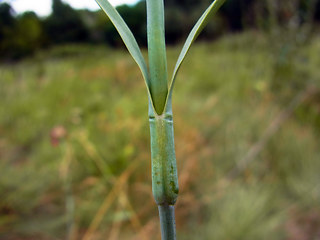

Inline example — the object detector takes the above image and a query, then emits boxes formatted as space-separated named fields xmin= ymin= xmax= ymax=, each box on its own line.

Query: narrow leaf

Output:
xmin=95 ymin=0 xmax=150 ymax=92
xmin=146 ymin=0 xmax=168 ymax=115
xmin=165 ymin=0 xmax=226 ymax=109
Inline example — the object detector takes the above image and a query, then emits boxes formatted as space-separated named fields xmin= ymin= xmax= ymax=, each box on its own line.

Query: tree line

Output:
xmin=1 ymin=0 xmax=320 ymax=60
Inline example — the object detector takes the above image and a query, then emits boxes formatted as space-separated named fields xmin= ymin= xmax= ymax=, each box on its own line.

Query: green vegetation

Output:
xmin=95 ymin=0 xmax=225 ymax=238
xmin=1 ymin=31 xmax=320 ymax=239
xmin=2 ymin=0 xmax=320 ymax=60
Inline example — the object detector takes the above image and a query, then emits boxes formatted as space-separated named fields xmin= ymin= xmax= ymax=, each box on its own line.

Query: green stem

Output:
xmin=149 ymin=102 xmax=179 ymax=240
xmin=158 ymin=204 xmax=176 ymax=240
xmin=146 ymin=1 xmax=177 ymax=238
xmin=146 ymin=0 xmax=168 ymax=115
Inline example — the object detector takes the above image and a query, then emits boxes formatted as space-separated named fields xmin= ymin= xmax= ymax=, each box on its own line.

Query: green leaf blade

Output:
xmin=165 ymin=0 xmax=226 ymax=110
xmin=95 ymin=0 xmax=151 ymax=94
xmin=146 ymin=0 xmax=168 ymax=115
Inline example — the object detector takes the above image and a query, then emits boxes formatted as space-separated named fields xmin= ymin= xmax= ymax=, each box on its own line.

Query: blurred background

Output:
xmin=1 ymin=0 xmax=320 ymax=239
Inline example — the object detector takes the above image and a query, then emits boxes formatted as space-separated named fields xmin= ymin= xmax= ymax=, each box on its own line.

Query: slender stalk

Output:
xmin=146 ymin=0 xmax=168 ymax=115
xmin=149 ymin=104 xmax=179 ymax=240
xmin=146 ymin=1 xmax=178 ymax=237
xmin=158 ymin=204 xmax=176 ymax=240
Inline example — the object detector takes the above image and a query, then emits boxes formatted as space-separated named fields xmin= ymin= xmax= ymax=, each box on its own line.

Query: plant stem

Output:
xmin=158 ymin=204 xmax=176 ymax=240
xmin=149 ymin=104 xmax=179 ymax=240
xmin=146 ymin=0 xmax=168 ymax=115
xmin=146 ymin=1 xmax=178 ymax=238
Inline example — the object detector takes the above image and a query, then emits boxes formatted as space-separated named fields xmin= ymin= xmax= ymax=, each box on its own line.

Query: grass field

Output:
xmin=0 ymin=31 xmax=320 ymax=240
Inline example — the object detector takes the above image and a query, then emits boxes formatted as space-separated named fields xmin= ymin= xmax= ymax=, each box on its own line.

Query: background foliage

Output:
xmin=1 ymin=0 xmax=320 ymax=59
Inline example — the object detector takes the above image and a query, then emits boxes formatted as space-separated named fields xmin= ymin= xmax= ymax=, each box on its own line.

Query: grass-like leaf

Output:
xmin=95 ymin=0 xmax=151 ymax=95
xmin=146 ymin=0 xmax=168 ymax=115
xmin=166 ymin=0 xmax=226 ymax=108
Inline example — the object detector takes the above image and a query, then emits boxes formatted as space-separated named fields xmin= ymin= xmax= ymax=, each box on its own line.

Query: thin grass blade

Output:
xmin=146 ymin=0 xmax=168 ymax=115
xmin=165 ymin=0 xmax=226 ymax=111
xmin=95 ymin=0 xmax=151 ymax=93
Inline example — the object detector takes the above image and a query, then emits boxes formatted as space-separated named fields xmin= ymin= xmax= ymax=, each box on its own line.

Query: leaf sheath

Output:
xmin=149 ymin=108 xmax=179 ymax=206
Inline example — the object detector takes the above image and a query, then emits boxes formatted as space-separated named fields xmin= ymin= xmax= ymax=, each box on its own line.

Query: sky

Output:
xmin=3 ymin=0 xmax=140 ymax=16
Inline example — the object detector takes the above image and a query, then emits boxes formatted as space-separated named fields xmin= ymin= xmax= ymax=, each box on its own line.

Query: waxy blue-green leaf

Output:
xmin=146 ymin=0 xmax=168 ymax=116
xmin=165 ymin=0 xmax=226 ymax=108
xmin=95 ymin=0 xmax=151 ymax=96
